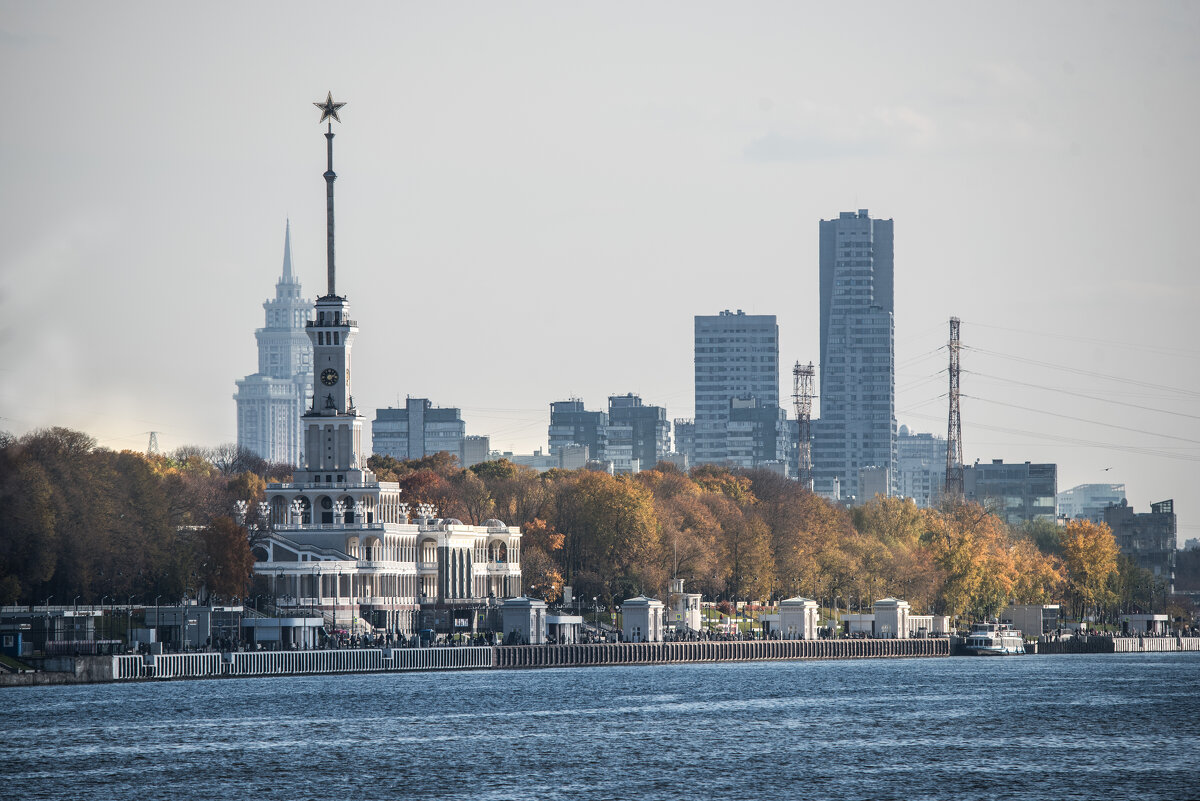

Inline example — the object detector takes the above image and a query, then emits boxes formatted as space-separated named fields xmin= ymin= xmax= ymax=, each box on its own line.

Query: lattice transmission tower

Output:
xmin=147 ymin=431 xmax=159 ymax=456
xmin=944 ymin=317 xmax=963 ymax=500
xmin=792 ymin=361 xmax=816 ymax=491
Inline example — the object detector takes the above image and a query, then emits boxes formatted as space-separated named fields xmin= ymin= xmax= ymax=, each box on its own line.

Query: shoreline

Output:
xmin=5 ymin=635 xmax=1198 ymax=688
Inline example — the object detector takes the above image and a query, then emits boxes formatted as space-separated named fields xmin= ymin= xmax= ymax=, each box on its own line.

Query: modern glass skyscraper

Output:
xmin=813 ymin=210 xmax=897 ymax=500
xmin=694 ymin=310 xmax=779 ymax=464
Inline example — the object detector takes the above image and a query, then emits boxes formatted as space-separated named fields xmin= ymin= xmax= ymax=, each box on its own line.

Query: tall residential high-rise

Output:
xmin=234 ymin=222 xmax=314 ymax=465
xmin=812 ymin=210 xmax=897 ymax=500
xmin=694 ymin=310 xmax=779 ymax=464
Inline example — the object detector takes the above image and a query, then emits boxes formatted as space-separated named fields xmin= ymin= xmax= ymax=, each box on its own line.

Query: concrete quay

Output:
xmin=495 ymin=636 xmax=948 ymax=668
xmin=1030 ymin=635 xmax=1200 ymax=655
xmin=1 ymin=638 xmax=948 ymax=686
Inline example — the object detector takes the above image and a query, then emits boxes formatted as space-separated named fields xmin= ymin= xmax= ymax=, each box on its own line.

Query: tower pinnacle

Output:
xmin=313 ymin=91 xmax=346 ymax=298
xmin=281 ymin=218 xmax=294 ymax=282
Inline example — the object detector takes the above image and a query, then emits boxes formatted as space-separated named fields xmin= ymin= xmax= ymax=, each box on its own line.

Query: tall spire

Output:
xmin=281 ymin=218 xmax=294 ymax=282
xmin=313 ymin=91 xmax=346 ymax=298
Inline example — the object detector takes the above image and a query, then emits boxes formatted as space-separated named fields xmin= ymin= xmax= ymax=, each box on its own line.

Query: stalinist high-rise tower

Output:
xmin=234 ymin=222 xmax=314 ymax=464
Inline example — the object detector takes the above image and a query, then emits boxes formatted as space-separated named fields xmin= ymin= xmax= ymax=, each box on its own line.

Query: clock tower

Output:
xmin=296 ymin=92 xmax=370 ymax=482
xmin=252 ymin=93 xmax=525 ymax=638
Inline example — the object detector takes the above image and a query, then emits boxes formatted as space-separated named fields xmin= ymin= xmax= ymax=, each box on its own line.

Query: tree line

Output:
xmin=0 ymin=428 xmax=264 ymax=606
xmin=369 ymin=452 xmax=1163 ymax=623
xmin=0 ymin=428 xmax=1168 ymax=624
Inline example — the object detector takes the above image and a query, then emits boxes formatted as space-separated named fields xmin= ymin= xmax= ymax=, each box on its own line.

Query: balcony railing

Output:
xmin=306 ymin=318 xmax=358 ymax=328
xmin=269 ymin=483 xmax=383 ymax=490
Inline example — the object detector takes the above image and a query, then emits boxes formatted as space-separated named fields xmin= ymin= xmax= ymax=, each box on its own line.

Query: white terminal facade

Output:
xmin=252 ymin=98 xmax=522 ymax=636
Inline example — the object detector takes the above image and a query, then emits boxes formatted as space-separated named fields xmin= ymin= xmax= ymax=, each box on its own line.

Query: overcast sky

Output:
xmin=2 ymin=2 xmax=1197 ymax=541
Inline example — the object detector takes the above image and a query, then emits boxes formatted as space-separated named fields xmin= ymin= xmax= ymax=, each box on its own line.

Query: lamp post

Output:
xmin=101 ymin=595 xmax=110 ymax=641
xmin=154 ymin=595 xmax=162 ymax=649
xmin=42 ymin=596 xmax=53 ymax=654
xmin=277 ymin=570 xmax=285 ymax=616
xmin=126 ymin=595 xmax=136 ymax=650
xmin=311 ymin=566 xmax=319 ymax=623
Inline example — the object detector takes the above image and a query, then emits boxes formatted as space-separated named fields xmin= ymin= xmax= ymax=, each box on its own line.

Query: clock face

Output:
xmin=321 ymin=368 xmax=339 ymax=386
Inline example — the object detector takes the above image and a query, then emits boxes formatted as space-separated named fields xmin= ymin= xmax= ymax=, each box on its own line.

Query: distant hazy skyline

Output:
xmin=2 ymin=3 xmax=1197 ymax=540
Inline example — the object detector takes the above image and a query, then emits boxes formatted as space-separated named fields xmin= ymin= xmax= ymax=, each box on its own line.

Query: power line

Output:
xmin=967 ymin=371 xmax=1200 ymax=421
xmin=902 ymin=411 xmax=1200 ymax=463
xmin=963 ymin=319 xmax=1200 ymax=359
xmin=962 ymin=394 xmax=1200 ymax=445
xmin=967 ymin=346 xmax=1200 ymax=399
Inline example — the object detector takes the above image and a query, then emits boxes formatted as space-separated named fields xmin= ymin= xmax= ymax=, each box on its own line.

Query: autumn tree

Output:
xmin=195 ymin=516 xmax=256 ymax=601
xmin=1058 ymin=519 xmax=1119 ymax=620
xmin=519 ymin=519 xmax=565 ymax=602
xmin=0 ymin=436 xmax=58 ymax=603
xmin=922 ymin=502 xmax=991 ymax=618
xmin=451 ymin=470 xmax=494 ymax=525
xmin=551 ymin=471 xmax=661 ymax=601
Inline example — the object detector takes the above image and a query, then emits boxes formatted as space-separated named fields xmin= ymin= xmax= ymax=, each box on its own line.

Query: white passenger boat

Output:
xmin=963 ymin=622 xmax=1025 ymax=655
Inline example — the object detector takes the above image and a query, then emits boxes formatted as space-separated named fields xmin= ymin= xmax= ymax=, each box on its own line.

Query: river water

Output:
xmin=2 ymin=652 xmax=1198 ymax=800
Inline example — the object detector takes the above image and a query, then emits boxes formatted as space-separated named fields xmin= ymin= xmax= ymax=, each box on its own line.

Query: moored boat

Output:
xmin=963 ymin=622 xmax=1025 ymax=655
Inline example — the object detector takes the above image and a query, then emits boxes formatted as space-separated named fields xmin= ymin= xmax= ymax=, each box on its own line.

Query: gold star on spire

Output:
xmin=313 ymin=91 xmax=347 ymax=124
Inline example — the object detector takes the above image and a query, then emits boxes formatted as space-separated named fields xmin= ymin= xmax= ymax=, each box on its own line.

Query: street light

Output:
xmin=126 ymin=595 xmax=137 ymax=650
xmin=101 ymin=595 xmax=110 ymax=641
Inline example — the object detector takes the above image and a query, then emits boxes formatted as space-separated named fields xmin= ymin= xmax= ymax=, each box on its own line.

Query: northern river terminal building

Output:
xmin=251 ymin=95 xmax=522 ymax=637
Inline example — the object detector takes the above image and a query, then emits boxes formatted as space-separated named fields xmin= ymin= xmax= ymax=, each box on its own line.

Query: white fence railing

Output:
xmin=112 ymin=646 xmax=494 ymax=680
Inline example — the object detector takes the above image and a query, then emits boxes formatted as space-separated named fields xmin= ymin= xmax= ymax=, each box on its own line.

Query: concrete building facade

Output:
xmin=548 ymin=399 xmax=609 ymax=458
xmin=694 ymin=310 xmax=780 ymax=465
xmin=725 ymin=397 xmax=793 ymax=473
xmin=607 ymin=393 xmax=671 ymax=473
xmin=1057 ymin=483 xmax=1127 ymax=523
xmin=963 ymin=459 xmax=1057 ymax=525
xmin=897 ymin=427 xmax=946 ymax=508
xmin=1104 ymin=499 xmax=1177 ymax=594
xmin=372 ymin=399 xmax=467 ymax=464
